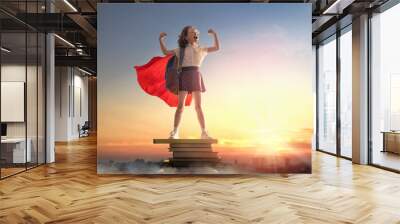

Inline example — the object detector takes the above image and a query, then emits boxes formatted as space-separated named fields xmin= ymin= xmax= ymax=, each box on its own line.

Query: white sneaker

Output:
xmin=201 ymin=130 xmax=212 ymax=139
xmin=169 ymin=130 xmax=179 ymax=139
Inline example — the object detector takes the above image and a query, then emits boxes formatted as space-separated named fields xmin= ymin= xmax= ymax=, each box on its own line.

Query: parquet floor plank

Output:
xmin=0 ymin=135 xmax=399 ymax=223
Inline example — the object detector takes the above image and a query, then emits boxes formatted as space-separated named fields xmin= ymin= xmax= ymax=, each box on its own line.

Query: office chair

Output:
xmin=79 ymin=121 xmax=90 ymax=138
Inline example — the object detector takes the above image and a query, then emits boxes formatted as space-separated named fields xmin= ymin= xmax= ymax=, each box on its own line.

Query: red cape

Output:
xmin=134 ymin=55 xmax=192 ymax=107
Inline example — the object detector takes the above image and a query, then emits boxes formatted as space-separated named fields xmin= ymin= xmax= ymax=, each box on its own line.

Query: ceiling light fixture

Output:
xmin=63 ymin=0 xmax=78 ymax=12
xmin=78 ymin=67 xmax=93 ymax=76
xmin=1 ymin=47 xmax=11 ymax=53
xmin=54 ymin=34 xmax=75 ymax=48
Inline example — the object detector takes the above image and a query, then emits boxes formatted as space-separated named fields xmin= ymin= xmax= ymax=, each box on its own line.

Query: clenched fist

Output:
xmin=159 ymin=32 xmax=167 ymax=40
xmin=208 ymin=29 xmax=216 ymax=35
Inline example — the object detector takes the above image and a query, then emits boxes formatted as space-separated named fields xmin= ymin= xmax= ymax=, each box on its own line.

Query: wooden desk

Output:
xmin=382 ymin=131 xmax=400 ymax=154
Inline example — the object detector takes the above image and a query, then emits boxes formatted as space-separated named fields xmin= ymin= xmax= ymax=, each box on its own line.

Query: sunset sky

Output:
xmin=98 ymin=3 xmax=312 ymax=161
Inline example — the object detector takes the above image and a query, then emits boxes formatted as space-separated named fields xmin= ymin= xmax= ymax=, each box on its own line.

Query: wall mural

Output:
xmin=98 ymin=3 xmax=312 ymax=174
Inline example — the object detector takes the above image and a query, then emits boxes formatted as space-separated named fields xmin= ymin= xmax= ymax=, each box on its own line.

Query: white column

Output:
xmin=46 ymin=33 xmax=55 ymax=163
xmin=46 ymin=0 xmax=55 ymax=163
xmin=55 ymin=67 xmax=73 ymax=141
xmin=352 ymin=14 xmax=369 ymax=164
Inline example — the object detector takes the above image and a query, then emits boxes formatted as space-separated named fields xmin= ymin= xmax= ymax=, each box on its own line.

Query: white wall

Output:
xmin=1 ymin=64 xmax=27 ymax=142
xmin=55 ymin=66 xmax=70 ymax=141
xmin=55 ymin=67 xmax=89 ymax=141
xmin=72 ymin=73 xmax=89 ymax=138
xmin=1 ymin=64 xmax=37 ymax=138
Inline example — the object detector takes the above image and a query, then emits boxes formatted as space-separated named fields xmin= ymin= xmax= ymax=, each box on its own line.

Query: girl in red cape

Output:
xmin=161 ymin=26 xmax=220 ymax=139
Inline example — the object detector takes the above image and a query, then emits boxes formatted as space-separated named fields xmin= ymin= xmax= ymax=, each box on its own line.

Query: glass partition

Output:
xmin=38 ymin=32 xmax=45 ymax=165
xmin=0 ymin=1 xmax=46 ymax=179
xmin=339 ymin=26 xmax=352 ymax=158
xmin=1 ymin=31 xmax=28 ymax=177
xmin=317 ymin=35 xmax=337 ymax=154
xmin=27 ymin=30 xmax=38 ymax=169
xmin=371 ymin=4 xmax=400 ymax=171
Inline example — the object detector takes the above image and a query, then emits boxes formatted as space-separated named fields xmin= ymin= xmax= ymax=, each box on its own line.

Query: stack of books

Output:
xmin=153 ymin=139 xmax=219 ymax=167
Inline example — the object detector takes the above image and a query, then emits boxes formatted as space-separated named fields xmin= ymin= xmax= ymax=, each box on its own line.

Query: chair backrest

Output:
xmin=82 ymin=121 xmax=90 ymax=129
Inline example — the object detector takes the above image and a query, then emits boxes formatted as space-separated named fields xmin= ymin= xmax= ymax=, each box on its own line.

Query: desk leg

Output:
xmin=382 ymin=133 xmax=386 ymax=153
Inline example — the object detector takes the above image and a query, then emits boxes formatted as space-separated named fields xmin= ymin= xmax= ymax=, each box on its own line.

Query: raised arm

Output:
xmin=159 ymin=32 xmax=175 ymax=55
xmin=206 ymin=29 xmax=220 ymax=53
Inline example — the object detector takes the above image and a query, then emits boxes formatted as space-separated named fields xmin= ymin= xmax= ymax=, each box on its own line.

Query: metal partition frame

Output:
xmin=0 ymin=1 xmax=47 ymax=180
xmin=315 ymin=23 xmax=353 ymax=161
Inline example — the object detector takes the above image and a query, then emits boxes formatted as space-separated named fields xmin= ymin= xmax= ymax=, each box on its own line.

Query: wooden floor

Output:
xmin=1 ymin=167 xmax=26 ymax=178
xmin=372 ymin=151 xmax=400 ymax=171
xmin=1 ymin=135 xmax=400 ymax=224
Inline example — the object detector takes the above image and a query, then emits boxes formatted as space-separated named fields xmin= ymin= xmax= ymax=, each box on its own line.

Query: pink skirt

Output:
xmin=179 ymin=66 xmax=206 ymax=93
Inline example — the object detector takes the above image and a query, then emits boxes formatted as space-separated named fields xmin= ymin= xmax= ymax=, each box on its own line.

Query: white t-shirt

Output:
xmin=174 ymin=43 xmax=208 ymax=67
